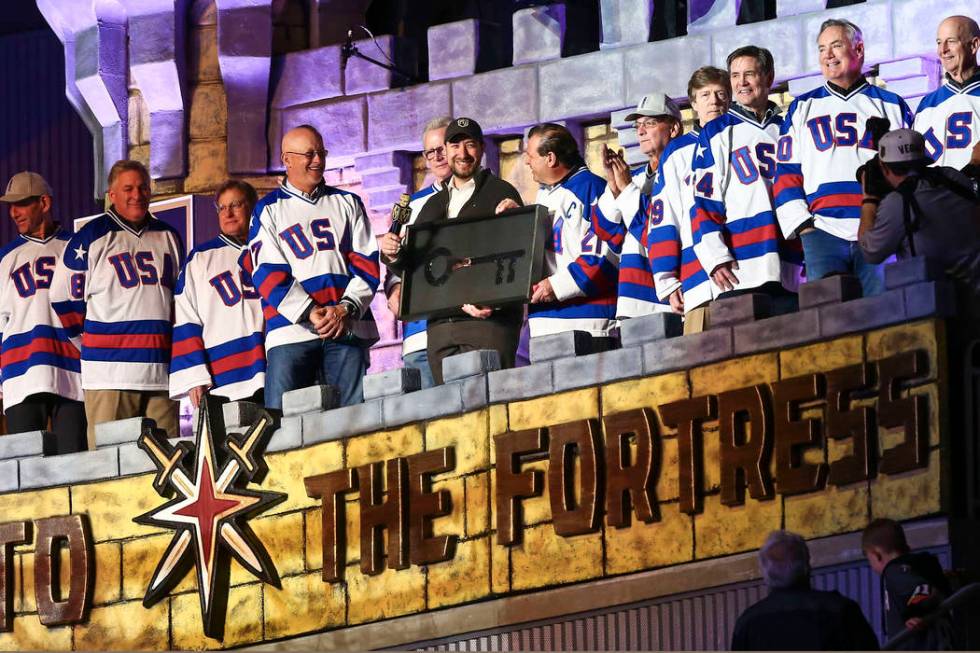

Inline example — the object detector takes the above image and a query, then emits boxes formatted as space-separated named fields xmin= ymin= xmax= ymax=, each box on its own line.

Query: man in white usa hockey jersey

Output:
xmin=648 ymin=66 xmax=731 ymax=333
xmin=497 ymin=123 xmax=619 ymax=349
xmin=381 ymin=117 xmax=453 ymax=389
xmin=0 ymin=171 xmax=85 ymax=451
xmin=171 ymin=180 xmax=265 ymax=407
xmin=914 ymin=16 xmax=980 ymax=170
xmin=598 ymin=93 xmax=683 ymax=319
xmin=51 ymin=160 xmax=183 ymax=448
xmin=774 ymin=19 xmax=913 ymax=297
xmin=244 ymin=125 xmax=379 ymax=410
xmin=692 ymin=46 xmax=802 ymax=314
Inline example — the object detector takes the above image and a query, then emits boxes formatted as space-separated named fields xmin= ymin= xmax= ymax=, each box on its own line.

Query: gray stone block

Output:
xmin=787 ymin=73 xmax=824 ymax=97
xmin=454 ymin=375 xmax=489 ymax=411
xmin=366 ymin=82 xmax=451 ymax=151
xmin=345 ymin=35 xmax=415 ymax=96
xmin=776 ymin=0 xmax=826 ymax=17
xmin=223 ymin=401 xmax=264 ymax=430
xmin=733 ymin=309 xmax=820 ymax=355
xmin=885 ymin=76 xmax=933 ymax=97
xmin=271 ymin=46 xmax=342 ymax=108
xmin=428 ymin=19 xmax=479 ymax=81
xmin=302 ymin=400 xmax=385 ymax=445
xmin=878 ymin=57 xmax=940 ymax=80
xmin=819 ymin=289 xmax=907 ymax=338
xmin=95 ymin=417 xmax=151 ymax=448
xmin=513 ymin=5 xmax=565 ymax=65
xmin=383 ymin=384 xmax=464 ymax=428
xmin=688 ymin=0 xmax=738 ymax=32
xmin=620 ymin=313 xmax=683 ymax=347
xmin=711 ymin=14 xmax=806 ymax=81
xmin=442 ymin=350 xmax=501 ymax=382
xmin=529 ymin=331 xmax=594 ymax=363
xmin=553 ymin=347 xmax=644 ymax=392
xmin=19 ymin=448 xmax=120 ymax=490
xmin=540 ymin=49 xmax=626 ymax=121
xmin=893 ymin=0 xmax=978 ymax=58
xmin=488 ymin=363 xmax=554 ymax=403
xmin=884 ymin=257 xmax=945 ymax=290
xmin=798 ymin=275 xmax=862 ymax=309
xmin=118 ymin=442 xmax=155 ymax=476
xmin=363 ymin=367 xmax=422 ymax=401
xmin=0 ymin=459 xmax=17 ymax=492
xmin=643 ymin=328 xmax=734 ymax=374
xmin=0 ymin=431 xmax=45 ymax=460
xmin=709 ymin=294 xmax=772 ymax=328
xmin=904 ymin=281 xmax=958 ymax=320
xmin=451 ymin=65 xmax=538 ymax=134
xmin=267 ymin=416 xmax=302 ymax=453
xmin=282 ymin=385 xmax=340 ymax=417
xmin=624 ymin=35 xmax=712 ymax=101
xmin=599 ymin=0 xmax=654 ymax=48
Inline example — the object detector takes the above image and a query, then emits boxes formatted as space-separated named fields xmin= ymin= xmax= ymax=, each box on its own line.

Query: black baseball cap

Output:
xmin=444 ymin=117 xmax=484 ymax=143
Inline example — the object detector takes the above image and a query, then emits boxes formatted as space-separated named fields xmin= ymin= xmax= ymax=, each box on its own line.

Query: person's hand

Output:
xmin=189 ymin=385 xmax=208 ymax=408
xmin=312 ymin=305 xmax=351 ymax=339
xmin=380 ymin=232 xmax=401 ymax=260
xmin=387 ymin=283 xmax=401 ymax=317
xmin=610 ymin=151 xmax=632 ymax=193
xmin=496 ymin=198 xmax=520 ymax=214
xmin=461 ymin=303 xmax=493 ymax=319
xmin=529 ymin=277 xmax=557 ymax=304
xmin=710 ymin=261 xmax=739 ymax=292
xmin=905 ymin=617 xmax=926 ymax=631
xmin=668 ymin=288 xmax=684 ymax=314
xmin=602 ymin=144 xmax=623 ymax=196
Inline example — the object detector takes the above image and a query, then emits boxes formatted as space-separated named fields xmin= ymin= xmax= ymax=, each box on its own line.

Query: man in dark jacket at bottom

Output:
xmin=382 ymin=117 xmax=525 ymax=384
xmin=732 ymin=530 xmax=880 ymax=651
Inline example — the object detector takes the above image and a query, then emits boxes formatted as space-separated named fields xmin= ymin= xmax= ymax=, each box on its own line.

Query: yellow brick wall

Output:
xmin=0 ymin=320 xmax=949 ymax=650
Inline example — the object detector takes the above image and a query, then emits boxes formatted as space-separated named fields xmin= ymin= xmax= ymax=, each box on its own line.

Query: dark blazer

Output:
xmin=391 ymin=168 xmax=525 ymax=324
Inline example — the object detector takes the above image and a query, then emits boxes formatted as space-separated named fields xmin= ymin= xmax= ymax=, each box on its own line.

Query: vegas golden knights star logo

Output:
xmin=134 ymin=398 xmax=285 ymax=638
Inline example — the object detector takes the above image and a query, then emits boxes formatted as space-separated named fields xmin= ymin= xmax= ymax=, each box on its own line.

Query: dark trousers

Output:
xmin=427 ymin=319 xmax=522 ymax=385
xmin=5 ymin=393 xmax=87 ymax=453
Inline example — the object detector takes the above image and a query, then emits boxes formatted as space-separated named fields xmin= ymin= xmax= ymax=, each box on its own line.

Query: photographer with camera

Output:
xmin=858 ymin=128 xmax=980 ymax=300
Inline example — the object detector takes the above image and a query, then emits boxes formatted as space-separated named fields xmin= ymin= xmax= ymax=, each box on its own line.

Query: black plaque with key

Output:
xmin=398 ymin=205 xmax=551 ymax=320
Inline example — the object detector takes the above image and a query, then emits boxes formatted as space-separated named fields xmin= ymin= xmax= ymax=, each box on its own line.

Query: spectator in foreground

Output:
xmin=731 ymin=530 xmax=879 ymax=650
xmin=862 ymin=518 xmax=955 ymax=650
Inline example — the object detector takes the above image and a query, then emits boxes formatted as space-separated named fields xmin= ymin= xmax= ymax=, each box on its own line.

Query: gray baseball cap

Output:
xmin=878 ymin=129 xmax=929 ymax=164
xmin=625 ymin=94 xmax=682 ymax=122
xmin=0 ymin=171 xmax=53 ymax=203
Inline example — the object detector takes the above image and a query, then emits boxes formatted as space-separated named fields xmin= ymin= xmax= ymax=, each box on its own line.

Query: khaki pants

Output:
xmin=683 ymin=305 xmax=710 ymax=335
xmin=84 ymin=389 xmax=179 ymax=450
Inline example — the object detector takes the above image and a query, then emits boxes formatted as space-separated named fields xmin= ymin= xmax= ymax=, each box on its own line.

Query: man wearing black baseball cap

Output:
xmin=385 ymin=117 xmax=525 ymax=384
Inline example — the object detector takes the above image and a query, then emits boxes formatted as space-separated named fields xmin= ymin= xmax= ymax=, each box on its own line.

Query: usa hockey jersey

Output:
xmin=775 ymin=79 xmax=913 ymax=241
xmin=646 ymin=127 xmax=713 ymax=313
xmin=914 ymin=71 xmax=980 ymax=170
xmin=383 ymin=181 xmax=443 ymax=357
xmin=243 ymin=180 xmax=380 ymax=351
xmin=694 ymin=104 xmax=802 ymax=294
xmin=170 ymin=235 xmax=265 ymax=402
xmin=597 ymin=163 xmax=670 ymax=318
xmin=50 ymin=209 xmax=183 ymax=391
xmin=0 ymin=228 xmax=82 ymax=408
xmin=529 ymin=166 xmax=619 ymax=337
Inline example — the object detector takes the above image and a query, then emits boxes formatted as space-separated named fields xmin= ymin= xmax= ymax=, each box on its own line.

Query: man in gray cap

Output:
xmin=598 ymin=92 xmax=684 ymax=319
xmin=0 ymin=172 xmax=86 ymax=450
xmin=858 ymin=127 xmax=980 ymax=297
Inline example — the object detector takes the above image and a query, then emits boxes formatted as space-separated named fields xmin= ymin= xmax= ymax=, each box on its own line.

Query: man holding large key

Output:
xmin=382 ymin=117 xmax=524 ymax=384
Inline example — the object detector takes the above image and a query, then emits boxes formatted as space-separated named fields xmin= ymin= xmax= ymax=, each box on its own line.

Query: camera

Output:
xmin=855 ymin=117 xmax=892 ymax=198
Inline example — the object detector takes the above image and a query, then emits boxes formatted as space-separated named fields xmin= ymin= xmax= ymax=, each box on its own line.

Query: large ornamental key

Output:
xmin=424 ymin=247 xmax=526 ymax=286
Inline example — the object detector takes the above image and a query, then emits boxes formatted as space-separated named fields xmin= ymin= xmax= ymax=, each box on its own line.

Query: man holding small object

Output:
xmin=383 ymin=117 xmax=524 ymax=384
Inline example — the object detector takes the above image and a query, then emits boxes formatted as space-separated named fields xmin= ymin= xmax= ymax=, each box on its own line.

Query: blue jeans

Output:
xmin=265 ymin=339 xmax=368 ymax=410
xmin=403 ymin=349 xmax=435 ymax=389
xmin=800 ymin=229 xmax=885 ymax=297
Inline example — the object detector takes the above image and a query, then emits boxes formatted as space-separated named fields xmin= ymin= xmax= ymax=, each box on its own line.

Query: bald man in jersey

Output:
xmin=242 ymin=125 xmax=380 ymax=410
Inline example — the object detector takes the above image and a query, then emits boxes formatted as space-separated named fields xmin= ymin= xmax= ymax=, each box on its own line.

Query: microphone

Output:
xmin=388 ymin=193 xmax=412 ymax=235
xmin=341 ymin=29 xmax=353 ymax=72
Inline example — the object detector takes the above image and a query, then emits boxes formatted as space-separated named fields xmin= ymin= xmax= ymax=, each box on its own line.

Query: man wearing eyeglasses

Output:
xmin=381 ymin=116 xmax=453 ymax=389
xmin=598 ymin=93 xmax=684 ymax=319
xmin=171 ymin=180 xmax=265 ymax=408
xmin=0 ymin=171 xmax=85 ymax=450
xmin=243 ymin=124 xmax=380 ymax=410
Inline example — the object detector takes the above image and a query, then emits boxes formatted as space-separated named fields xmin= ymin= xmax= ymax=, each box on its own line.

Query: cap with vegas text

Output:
xmin=878 ymin=129 xmax=930 ymax=164
xmin=0 ymin=171 xmax=53 ymax=203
